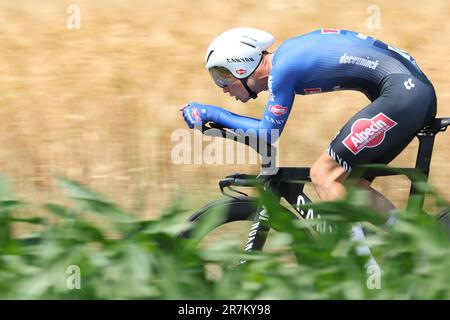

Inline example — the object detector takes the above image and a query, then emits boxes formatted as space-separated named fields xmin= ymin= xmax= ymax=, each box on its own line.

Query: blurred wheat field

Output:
xmin=0 ymin=0 xmax=449 ymax=218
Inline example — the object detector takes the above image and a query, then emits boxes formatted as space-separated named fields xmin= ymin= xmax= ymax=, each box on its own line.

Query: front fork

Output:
xmin=241 ymin=179 xmax=311 ymax=255
xmin=240 ymin=176 xmax=281 ymax=257
xmin=242 ymin=205 xmax=272 ymax=254
xmin=220 ymin=172 xmax=313 ymax=257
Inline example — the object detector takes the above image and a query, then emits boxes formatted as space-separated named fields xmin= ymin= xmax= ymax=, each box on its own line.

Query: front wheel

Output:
xmin=178 ymin=197 xmax=260 ymax=279
xmin=178 ymin=196 xmax=309 ymax=279
xmin=178 ymin=196 xmax=309 ymax=243
xmin=178 ymin=196 xmax=258 ymax=240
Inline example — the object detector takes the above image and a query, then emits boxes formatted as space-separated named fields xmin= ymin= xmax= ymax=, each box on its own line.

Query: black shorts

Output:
xmin=327 ymin=73 xmax=437 ymax=175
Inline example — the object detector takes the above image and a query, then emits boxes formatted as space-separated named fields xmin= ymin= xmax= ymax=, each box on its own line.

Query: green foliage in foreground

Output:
xmin=0 ymin=175 xmax=448 ymax=299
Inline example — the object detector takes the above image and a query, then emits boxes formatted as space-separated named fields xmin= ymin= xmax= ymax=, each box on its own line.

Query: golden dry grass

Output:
xmin=0 ymin=0 xmax=449 ymax=217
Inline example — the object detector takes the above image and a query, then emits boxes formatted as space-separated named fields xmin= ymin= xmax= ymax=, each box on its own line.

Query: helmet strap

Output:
xmin=240 ymin=78 xmax=258 ymax=99
xmin=239 ymin=51 xmax=267 ymax=99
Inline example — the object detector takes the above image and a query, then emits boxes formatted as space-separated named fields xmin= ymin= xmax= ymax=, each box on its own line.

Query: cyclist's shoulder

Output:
xmin=271 ymin=34 xmax=311 ymax=73
xmin=270 ymin=31 xmax=323 ymax=86
xmin=275 ymin=29 xmax=318 ymax=51
xmin=274 ymin=28 xmax=358 ymax=60
xmin=271 ymin=30 xmax=329 ymax=79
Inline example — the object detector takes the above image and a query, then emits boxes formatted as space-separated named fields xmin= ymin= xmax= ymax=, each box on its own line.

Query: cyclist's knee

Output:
xmin=311 ymin=153 xmax=348 ymax=189
xmin=310 ymin=159 xmax=332 ymax=189
xmin=310 ymin=161 xmax=325 ymax=188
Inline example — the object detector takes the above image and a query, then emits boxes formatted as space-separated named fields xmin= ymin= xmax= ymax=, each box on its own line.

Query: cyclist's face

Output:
xmin=222 ymin=79 xmax=251 ymax=103
xmin=209 ymin=67 xmax=251 ymax=103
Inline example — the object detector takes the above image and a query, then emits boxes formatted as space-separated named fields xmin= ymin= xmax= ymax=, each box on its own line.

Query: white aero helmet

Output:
xmin=205 ymin=28 xmax=275 ymax=96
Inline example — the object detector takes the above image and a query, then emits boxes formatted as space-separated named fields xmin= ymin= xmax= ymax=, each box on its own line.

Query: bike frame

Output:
xmin=201 ymin=117 xmax=450 ymax=253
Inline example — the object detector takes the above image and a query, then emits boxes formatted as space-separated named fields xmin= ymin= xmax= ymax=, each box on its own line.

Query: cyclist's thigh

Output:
xmin=327 ymin=74 xmax=437 ymax=173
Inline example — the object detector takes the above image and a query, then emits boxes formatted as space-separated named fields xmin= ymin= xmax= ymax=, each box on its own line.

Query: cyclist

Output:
xmin=180 ymin=28 xmax=437 ymax=215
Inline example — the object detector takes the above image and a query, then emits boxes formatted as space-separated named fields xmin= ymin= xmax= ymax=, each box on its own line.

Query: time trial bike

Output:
xmin=179 ymin=118 xmax=450 ymax=257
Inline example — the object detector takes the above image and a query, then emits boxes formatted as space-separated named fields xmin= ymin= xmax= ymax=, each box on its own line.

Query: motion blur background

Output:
xmin=0 ymin=0 xmax=448 ymax=218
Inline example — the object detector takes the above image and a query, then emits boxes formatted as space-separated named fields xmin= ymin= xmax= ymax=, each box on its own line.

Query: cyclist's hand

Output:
xmin=180 ymin=102 xmax=221 ymax=129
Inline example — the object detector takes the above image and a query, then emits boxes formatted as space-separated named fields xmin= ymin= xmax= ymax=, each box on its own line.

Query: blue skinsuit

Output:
xmin=212 ymin=28 xmax=428 ymax=143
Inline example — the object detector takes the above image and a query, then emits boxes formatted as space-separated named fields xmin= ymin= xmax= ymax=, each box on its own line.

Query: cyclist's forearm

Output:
xmin=215 ymin=109 xmax=280 ymax=143
xmin=216 ymin=109 xmax=260 ymax=131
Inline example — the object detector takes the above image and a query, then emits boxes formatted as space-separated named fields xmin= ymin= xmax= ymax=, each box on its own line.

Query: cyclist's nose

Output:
xmin=222 ymin=86 xmax=230 ymax=93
